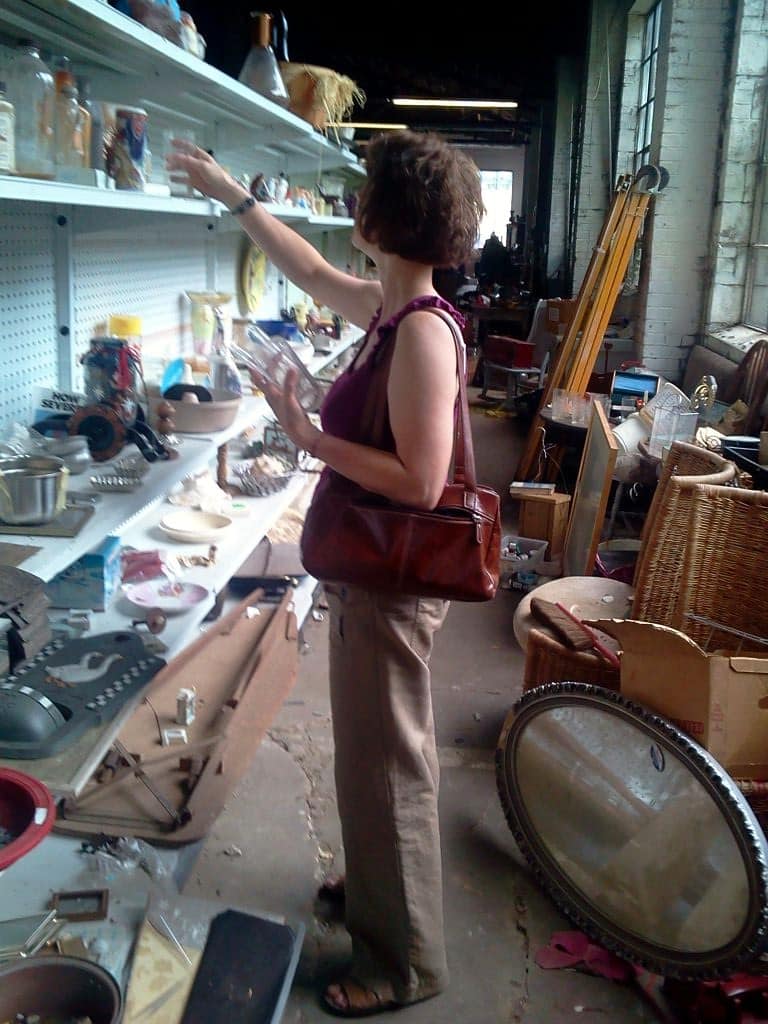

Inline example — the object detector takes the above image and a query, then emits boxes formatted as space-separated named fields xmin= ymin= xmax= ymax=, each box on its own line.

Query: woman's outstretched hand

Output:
xmin=165 ymin=138 xmax=246 ymax=209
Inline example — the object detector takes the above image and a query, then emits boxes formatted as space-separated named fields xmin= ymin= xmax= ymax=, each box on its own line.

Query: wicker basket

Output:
xmin=234 ymin=461 xmax=295 ymax=497
xmin=279 ymin=63 xmax=364 ymax=131
xmin=523 ymin=627 xmax=621 ymax=692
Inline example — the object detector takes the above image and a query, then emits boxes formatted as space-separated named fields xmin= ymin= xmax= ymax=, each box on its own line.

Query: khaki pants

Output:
xmin=326 ymin=583 xmax=450 ymax=1004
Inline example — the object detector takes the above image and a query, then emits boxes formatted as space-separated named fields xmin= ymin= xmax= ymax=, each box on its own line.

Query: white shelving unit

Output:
xmin=0 ymin=176 xmax=355 ymax=231
xmin=0 ymin=0 xmax=363 ymax=175
xmin=14 ymin=327 xmax=361 ymax=585
xmin=0 ymin=0 xmax=364 ymax=416
xmin=0 ymin=2 xmax=366 ymax=806
xmin=0 ymin=328 xmax=360 ymax=800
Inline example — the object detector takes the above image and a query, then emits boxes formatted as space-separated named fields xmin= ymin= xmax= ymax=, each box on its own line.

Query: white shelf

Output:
xmin=14 ymin=401 xmax=261 ymax=583
xmin=213 ymin=201 xmax=354 ymax=233
xmin=25 ymin=462 xmax=322 ymax=798
xmin=308 ymin=325 xmax=362 ymax=374
xmin=0 ymin=174 xmax=220 ymax=214
xmin=0 ymin=326 xmax=362 ymax=798
xmin=0 ymin=0 xmax=362 ymax=174
xmin=0 ymin=177 xmax=357 ymax=229
xmin=5 ymin=328 xmax=362 ymax=584
xmin=89 ymin=465 xmax=319 ymax=660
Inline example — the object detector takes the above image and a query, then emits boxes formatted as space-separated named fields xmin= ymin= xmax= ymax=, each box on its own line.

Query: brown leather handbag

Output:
xmin=300 ymin=310 xmax=501 ymax=601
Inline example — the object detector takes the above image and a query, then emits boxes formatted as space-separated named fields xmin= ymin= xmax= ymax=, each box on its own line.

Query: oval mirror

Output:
xmin=497 ymin=683 xmax=768 ymax=977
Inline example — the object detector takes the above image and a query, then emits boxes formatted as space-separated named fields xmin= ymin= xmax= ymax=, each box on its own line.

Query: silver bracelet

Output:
xmin=230 ymin=194 xmax=256 ymax=216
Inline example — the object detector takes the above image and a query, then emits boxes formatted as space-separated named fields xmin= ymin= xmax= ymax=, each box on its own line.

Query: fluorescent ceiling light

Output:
xmin=392 ymin=98 xmax=518 ymax=109
xmin=327 ymin=122 xmax=409 ymax=130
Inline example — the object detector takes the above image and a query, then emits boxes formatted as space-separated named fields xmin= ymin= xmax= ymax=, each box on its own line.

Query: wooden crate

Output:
xmin=510 ymin=491 xmax=571 ymax=559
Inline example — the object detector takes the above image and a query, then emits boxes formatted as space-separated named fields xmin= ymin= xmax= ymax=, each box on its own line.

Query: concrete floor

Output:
xmin=186 ymin=400 xmax=659 ymax=1022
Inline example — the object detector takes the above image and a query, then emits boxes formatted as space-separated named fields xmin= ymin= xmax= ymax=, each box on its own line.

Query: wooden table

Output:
xmin=536 ymin=406 xmax=589 ymax=485
xmin=469 ymin=304 xmax=533 ymax=345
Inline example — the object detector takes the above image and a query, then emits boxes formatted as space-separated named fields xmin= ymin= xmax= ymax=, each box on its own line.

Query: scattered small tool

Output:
xmin=531 ymin=597 xmax=621 ymax=668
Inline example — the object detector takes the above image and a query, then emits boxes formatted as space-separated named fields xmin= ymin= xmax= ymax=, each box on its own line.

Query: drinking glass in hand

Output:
xmin=232 ymin=328 xmax=326 ymax=412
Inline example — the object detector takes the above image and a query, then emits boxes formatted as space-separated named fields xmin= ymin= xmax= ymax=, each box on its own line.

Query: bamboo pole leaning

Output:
xmin=515 ymin=166 xmax=668 ymax=482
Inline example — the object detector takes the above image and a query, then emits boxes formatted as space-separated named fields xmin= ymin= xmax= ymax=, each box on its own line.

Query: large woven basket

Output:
xmin=279 ymin=63 xmax=364 ymax=131
xmin=523 ymin=627 xmax=621 ymax=692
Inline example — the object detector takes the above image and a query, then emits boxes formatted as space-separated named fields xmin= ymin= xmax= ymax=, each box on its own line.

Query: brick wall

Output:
xmin=571 ymin=0 xmax=735 ymax=381
xmin=706 ymin=0 xmax=768 ymax=338
xmin=639 ymin=0 xmax=733 ymax=379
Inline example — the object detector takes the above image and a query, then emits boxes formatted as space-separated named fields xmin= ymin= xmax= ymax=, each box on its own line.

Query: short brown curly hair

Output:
xmin=356 ymin=130 xmax=483 ymax=267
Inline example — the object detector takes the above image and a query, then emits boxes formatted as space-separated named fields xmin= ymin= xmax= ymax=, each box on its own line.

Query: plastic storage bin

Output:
xmin=721 ymin=438 xmax=768 ymax=490
xmin=500 ymin=535 xmax=548 ymax=568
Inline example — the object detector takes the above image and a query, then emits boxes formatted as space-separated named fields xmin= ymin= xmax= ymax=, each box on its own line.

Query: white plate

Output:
xmin=123 ymin=579 xmax=210 ymax=614
xmin=158 ymin=509 xmax=233 ymax=543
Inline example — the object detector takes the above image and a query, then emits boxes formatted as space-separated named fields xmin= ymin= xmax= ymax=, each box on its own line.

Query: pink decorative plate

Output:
xmin=122 ymin=579 xmax=209 ymax=614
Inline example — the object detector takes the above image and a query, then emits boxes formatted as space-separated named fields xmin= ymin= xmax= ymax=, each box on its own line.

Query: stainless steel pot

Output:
xmin=0 ymin=455 xmax=68 ymax=525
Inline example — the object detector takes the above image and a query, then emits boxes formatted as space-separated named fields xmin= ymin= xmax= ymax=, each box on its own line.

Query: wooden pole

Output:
xmin=515 ymin=172 xmax=660 ymax=482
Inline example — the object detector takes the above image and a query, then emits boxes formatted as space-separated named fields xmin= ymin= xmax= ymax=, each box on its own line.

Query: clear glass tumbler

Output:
xmin=162 ymin=127 xmax=196 ymax=195
xmin=232 ymin=328 xmax=326 ymax=412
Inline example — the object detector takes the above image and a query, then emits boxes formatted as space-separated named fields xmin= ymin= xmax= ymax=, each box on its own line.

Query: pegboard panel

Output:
xmin=0 ymin=203 xmax=58 ymax=428
xmin=72 ymin=208 xmax=213 ymax=370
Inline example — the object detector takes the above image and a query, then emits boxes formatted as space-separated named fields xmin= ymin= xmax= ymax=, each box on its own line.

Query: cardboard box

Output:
xmin=46 ymin=536 xmax=122 ymax=611
xmin=595 ymin=618 xmax=768 ymax=779
xmin=546 ymin=298 xmax=577 ymax=332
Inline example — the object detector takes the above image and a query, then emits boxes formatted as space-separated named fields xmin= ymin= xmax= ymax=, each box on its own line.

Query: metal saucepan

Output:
xmin=0 ymin=455 xmax=69 ymax=525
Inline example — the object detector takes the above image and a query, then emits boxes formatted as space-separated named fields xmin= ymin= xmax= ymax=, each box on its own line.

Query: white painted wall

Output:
xmin=571 ymin=0 xmax=735 ymax=381
xmin=706 ymin=0 xmax=768 ymax=345
xmin=637 ymin=0 xmax=732 ymax=379
xmin=459 ymin=146 xmax=526 ymax=219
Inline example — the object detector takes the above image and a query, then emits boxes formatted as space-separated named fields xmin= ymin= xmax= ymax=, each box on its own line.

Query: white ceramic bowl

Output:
xmin=147 ymin=386 xmax=242 ymax=434
xmin=158 ymin=509 xmax=233 ymax=543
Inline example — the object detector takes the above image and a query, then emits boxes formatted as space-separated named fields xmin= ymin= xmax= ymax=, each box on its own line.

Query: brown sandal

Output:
xmin=321 ymin=977 xmax=397 ymax=1018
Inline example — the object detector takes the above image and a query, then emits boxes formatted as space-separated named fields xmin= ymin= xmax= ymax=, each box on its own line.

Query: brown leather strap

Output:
xmin=358 ymin=306 xmax=480 ymax=500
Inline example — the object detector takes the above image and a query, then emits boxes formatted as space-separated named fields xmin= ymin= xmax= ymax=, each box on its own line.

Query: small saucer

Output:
xmin=123 ymin=579 xmax=209 ymax=614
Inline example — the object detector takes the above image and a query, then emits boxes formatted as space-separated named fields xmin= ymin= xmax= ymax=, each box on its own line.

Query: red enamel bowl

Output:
xmin=0 ymin=767 xmax=55 ymax=872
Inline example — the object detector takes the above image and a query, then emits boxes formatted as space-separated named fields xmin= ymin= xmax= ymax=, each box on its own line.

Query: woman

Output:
xmin=168 ymin=130 xmax=483 ymax=1017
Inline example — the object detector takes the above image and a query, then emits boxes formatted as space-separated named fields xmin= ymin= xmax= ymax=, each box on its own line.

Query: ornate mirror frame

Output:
xmin=496 ymin=683 xmax=768 ymax=978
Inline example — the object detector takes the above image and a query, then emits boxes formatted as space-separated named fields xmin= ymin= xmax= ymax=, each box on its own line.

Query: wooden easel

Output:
xmin=515 ymin=165 xmax=669 ymax=481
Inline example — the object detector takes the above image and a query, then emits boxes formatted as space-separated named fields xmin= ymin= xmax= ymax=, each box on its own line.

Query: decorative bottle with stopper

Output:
xmin=238 ymin=11 xmax=289 ymax=106
xmin=208 ymin=307 xmax=243 ymax=396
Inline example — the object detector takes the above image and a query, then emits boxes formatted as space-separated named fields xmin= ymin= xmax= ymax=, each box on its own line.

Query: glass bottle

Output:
xmin=55 ymin=82 xmax=83 ymax=170
xmin=5 ymin=40 xmax=54 ymax=179
xmin=53 ymin=55 xmax=75 ymax=93
xmin=0 ymin=82 xmax=16 ymax=174
xmin=238 ymin=12 xmax=288 ymax=106
xmin=75 ymin=77 xmax=93 ymax=169
xmin=208 ymin=310 xmax=243 ymax=396
xmin=78 ymin=77 xmax=104 ymax=170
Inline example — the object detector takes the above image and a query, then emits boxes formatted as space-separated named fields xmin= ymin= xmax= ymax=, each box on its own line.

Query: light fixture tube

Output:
xmin=392 ymin=98 xmax=518 ymax=109
xmin=326 ymin=122 xmax=409 ymax=130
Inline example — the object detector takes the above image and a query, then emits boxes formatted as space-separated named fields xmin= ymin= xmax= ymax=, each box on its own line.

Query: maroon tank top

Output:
xmin=320 ymin=294 xmax=465 ymax=454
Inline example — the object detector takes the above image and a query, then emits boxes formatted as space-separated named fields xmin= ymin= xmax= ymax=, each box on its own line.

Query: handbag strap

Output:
xmin=359 ymin=303 xmax=481 ymax=501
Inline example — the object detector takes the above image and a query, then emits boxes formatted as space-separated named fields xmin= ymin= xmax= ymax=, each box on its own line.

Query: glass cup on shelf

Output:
xmin=231 ymin=327 xmax=326 ymax=412
xmin=162 ymin=127 xmax=196 ymax=196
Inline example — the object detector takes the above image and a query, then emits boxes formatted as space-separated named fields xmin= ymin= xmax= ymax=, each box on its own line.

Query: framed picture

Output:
xmin=563 ymin=402 xmax=618 ymax=577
